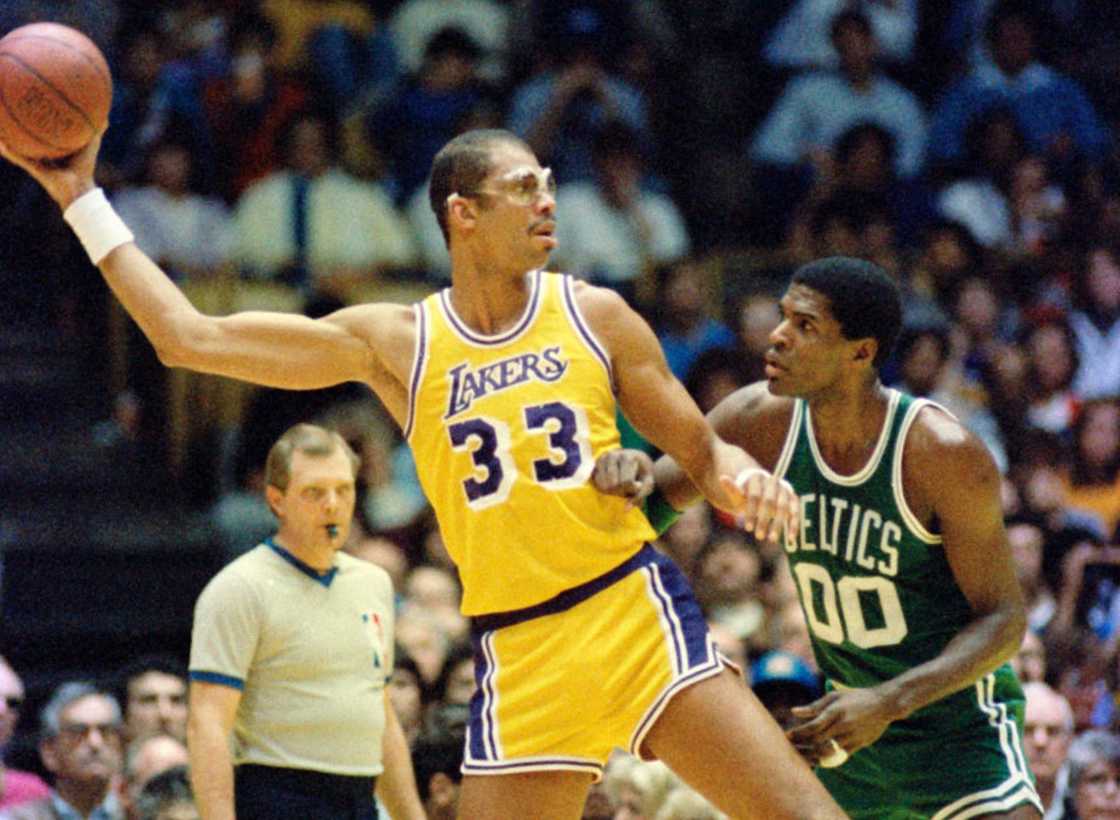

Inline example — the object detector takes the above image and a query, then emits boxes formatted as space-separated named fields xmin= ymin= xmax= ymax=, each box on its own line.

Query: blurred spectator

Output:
xmin=770 ymin=595 xmax=818 ymax=673
xmin=394 ymin=607 xmax=450 ymax=689
xmin=654 ymin=261 xmax=737 ymax=380
xmin=750 ymin=650 xmax=822 ymax=731
xmin=402 ymin=566 xmax=466 ymax=644
xmin=909 ymin=220 xmax=982 ymax=316
xmin=0 ymin=657 xmax=48 ymax=810
xmin=1062 ymin=730 xmax=1120 ymax=819
xmin=1007 ymin=515 xmax=1057 ymax=633
xmin=116 ymin=656 xmax=188 ymax=745
xmin=388 ymin=0 xmax=510 ymax=85
xmin=233 ymin=111 xmax=417 ymax=295
xmin=2 ymin=683 xmax=125 ymax=820
xmin=552 ymin=120 xmax=690 ymax=305
xmin=764 ymin=0 xmax=919 ymax=69
xmin=258 ymin=0 xmax=397 ymax=114
xmin=367 ymin=27 xmax=486 ymax=203
xmin=929 ymin=2 xmax=1111 ymax=170
xmin=122 ymin=734 xmax=189 ymax=820
xmin=410 ymin=706 xmax=465 ymax=820
xmin=1071 ymin=245 xmax=1120 ymax=399
xmin=944 ymin=0 xmax=1084 ymax=71
xmin=201 ymin=12 xmax=310 ymax=201
xmin=796 ymin=122 xmax=935 ymax=250
xmin=114 ymin=139 xmax=234 ymax=281
xmin=133 ymin=765 xmax=197 ymax=820
xmin=1054 ymin=539 xmax=1120 ymax=647
xmin=751 ymin=10 xmax=927 ymax=183
xmin=1020 ymin=314 xmax=1082 ymax=435
xmin=659 ymin=503 xmax=713 ymax=579
xmin=428 ymin=641 xmax=475 ymax=710
xmin=345 ymin=535 xmax=411 ymax=593
xmin=936 ymin=107 xmax=1028 ymax=250
xmin=316 ymin=398 xmax=428 ymax=537
xmin=387 ymin=652 xmax=425 ymax=747
xmin=1013 ymin=629 xmax=1049 ymax=683
xmin=735 ymin=289 xmax=781 ymax=375
xmin=601 ymin=756 xmax=676 ymax=820
xmin=893 ymin=321 xmax=1009 ymax=471
xmin=684 ymin=348 xmax=755 ymax=416
xmin=654 ymin=784 xmax=726 ymax=820
xmin=96 ymin=15 xmax=219 ymax=193
xmin=507 ymin=5 xmax=651 ymax=184
xmin=1064 ymin=399 xmax=1120 ymax=536
xmin=694 ymin=533 xmax=766 ymax=647
xmin=1022 ymin=682 xmax=1075 ymax=816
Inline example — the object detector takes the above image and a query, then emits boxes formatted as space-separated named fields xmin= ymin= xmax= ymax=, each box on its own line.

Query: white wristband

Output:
xmin=63 ymin=187 xmax=134 ymax=265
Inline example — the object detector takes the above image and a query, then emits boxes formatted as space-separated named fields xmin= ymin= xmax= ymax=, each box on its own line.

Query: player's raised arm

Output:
xmin=575 ymin=282 xmax=797 ymax=540
xmin=0 ymin=133 xmax=413 ymax=404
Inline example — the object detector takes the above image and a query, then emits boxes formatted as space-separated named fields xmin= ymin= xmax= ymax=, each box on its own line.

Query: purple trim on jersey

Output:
xmin=461 ymin=758 xmax=604 ymax=776
xmin=469 ymin=545 xmax=654 ymax=633
xmin=468 ymin=631 xmax=501 ymax=761
xmin=403 ymin=303 xmax=427 ymax=441
xmin=561 ymin=275 xmax=612 ymax=382
xmin=189 ymin=670 xmax=244 ymax=690
xmin=645 ymin=564 xmax=686 ymax=676
xmin=439 ymin=270 xmax=541 ymax=346
xmin=647 ymin=551 xmax=711 ymax=670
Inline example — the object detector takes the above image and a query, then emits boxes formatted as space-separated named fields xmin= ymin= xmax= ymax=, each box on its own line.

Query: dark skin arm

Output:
xmin=787 ymin=406 xmax=1028 ymax=759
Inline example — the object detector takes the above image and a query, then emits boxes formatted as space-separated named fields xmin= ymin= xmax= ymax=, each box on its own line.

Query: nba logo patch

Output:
xmin=361 ymin=611 xmax=385 ymax=669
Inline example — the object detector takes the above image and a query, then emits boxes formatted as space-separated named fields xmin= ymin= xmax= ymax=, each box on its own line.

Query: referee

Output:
xmin=187 ymin=424 xmax=424 ymax=820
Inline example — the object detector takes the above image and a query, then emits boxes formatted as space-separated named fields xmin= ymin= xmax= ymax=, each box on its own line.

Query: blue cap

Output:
xmin=750 ymin=651 xmax=821 ymax=697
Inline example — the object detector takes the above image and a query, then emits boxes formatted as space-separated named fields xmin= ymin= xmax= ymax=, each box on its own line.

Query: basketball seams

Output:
xmin=0 ymin=50 xmax=97 ymax=134
xmin=0 ymin=56 xmax=70 ymax=152
xmin=0 ymin=32 xmax=111 ymax=88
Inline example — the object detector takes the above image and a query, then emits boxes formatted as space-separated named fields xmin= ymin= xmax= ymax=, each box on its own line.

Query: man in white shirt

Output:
xmin=752 ymin=9 xmax=927 ymax=180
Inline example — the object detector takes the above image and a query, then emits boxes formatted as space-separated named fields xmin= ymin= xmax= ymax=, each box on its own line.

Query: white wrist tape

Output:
xmin=63 ymin=187 xmax=134 ymax=265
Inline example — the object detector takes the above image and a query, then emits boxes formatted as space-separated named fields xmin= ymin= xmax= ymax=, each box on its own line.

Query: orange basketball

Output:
xmin=0 ymin=22 xmax=112 ymax=159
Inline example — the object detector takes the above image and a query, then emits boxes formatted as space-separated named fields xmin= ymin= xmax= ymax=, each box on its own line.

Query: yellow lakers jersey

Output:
xmin=406 ymin=270 xmax=655 ymax=615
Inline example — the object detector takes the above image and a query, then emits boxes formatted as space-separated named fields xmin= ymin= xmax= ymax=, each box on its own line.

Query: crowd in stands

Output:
xmin=3 ymin=0 xmax=1120 ymax=817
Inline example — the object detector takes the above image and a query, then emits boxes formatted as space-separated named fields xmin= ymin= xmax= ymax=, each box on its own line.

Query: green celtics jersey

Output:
xmin=776 ymin=389 xmax=1039 ymax=819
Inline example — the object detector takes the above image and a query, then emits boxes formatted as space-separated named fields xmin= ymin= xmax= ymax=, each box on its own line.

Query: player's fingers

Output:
xmin=731 ymin=469 xmax=765 ymax=532
xmin=790 ymin=691 xmax=838 ymax=719
xmin=752 ymin=476 xmax=781 ymax=541
xmin=786 ymin=709 xmax=841 ymax=745
xmin=0 ymin=137 xmax=36 ymax=174
xmin=591 ymin=452 xmax=620 ymax=492
xmin=768 ymin=479 xmax=797 ymax=542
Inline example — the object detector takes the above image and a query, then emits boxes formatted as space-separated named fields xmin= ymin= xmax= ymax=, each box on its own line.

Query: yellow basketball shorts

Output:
xmin=463 ymin=545 xmax=732 ymax=779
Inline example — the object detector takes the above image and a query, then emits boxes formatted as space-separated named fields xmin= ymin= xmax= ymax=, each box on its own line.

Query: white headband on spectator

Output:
xmin=63 ymin=187 xmax=134 ymax=265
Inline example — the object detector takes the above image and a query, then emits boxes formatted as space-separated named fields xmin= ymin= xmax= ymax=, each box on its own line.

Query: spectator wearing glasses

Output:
xmin=0 ymin=657 xmax=48 ymax=810
xmin=1062 ymin=730 xmax=1120 ymax=820
xmin=0 ymin=682 xmax=125 ymax=820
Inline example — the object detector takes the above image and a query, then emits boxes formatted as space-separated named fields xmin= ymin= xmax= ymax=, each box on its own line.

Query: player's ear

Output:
xmin=446 ymin=193 xmax=478 ymax=232
xmin=852 ymin=338 xmax=878 ymax=365
xmin=265 ymin=485 xmax=284 ymax=518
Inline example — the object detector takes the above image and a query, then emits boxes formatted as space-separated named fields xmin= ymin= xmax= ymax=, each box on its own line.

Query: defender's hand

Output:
xmin=720 ymin=468 xmax=799 ymax=543
xmin=592 ymin=448 xmax=655 ymax=508
xmin=786 ymin=687 xmax=896 ymax=764
xmin=0 ymin=129 xmax=102 ymax=209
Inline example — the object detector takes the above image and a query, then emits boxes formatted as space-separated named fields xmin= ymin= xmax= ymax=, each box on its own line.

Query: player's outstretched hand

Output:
xmin=591 ymin=448 xmax=655 ymax=508
xmin=0 ymin=130 xmax=102 ymax=209
xmin=719 ymin=467 xmax=799 ymax=544
xmin=786 ymin=687 xmax=896 ymax=767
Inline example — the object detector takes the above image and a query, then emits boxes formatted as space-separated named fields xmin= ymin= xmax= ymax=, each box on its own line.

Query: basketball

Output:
xmin=0 ymin=22 xmax=112 ymax=159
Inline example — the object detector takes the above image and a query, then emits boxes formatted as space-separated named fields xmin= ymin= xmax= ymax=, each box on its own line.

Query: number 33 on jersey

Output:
xmin=406 ymin=271 xmax=655 ymax=616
